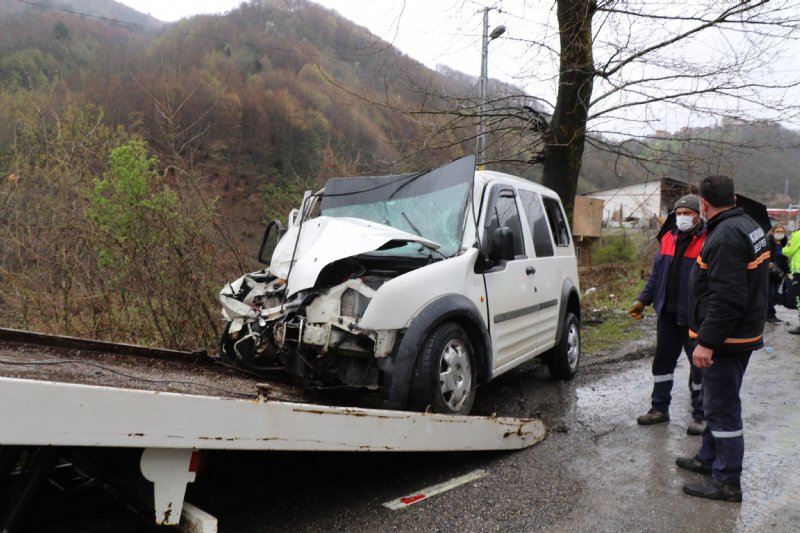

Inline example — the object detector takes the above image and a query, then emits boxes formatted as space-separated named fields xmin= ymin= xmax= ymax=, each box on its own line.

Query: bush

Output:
xmin=591 ymin=234 xmax=636 ymax=265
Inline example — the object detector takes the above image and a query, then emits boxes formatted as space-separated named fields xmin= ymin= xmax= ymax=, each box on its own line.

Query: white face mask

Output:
xmin=675 ymin=214 xmax=695 ymax=232
xmin=774 ymin=233 xmax=785 ymax=241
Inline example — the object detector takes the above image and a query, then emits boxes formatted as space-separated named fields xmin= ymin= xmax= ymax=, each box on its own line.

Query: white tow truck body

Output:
xmin=0 ymin=329 xmax=545 ymax=529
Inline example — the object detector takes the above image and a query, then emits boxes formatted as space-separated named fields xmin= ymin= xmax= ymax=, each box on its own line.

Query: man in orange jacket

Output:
xmin=629 ymin=194 xmax=706 ymax=435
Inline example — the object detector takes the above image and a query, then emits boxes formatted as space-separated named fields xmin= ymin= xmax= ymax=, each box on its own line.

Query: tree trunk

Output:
xmin=542 ymin=0 xmax=595 ymax=221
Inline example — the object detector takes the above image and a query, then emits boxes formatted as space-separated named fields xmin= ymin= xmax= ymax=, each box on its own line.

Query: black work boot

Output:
xmin=683 ymin=478 xmax=742 ymax=502
xmin=637 ymin=408 xmax=669 ymax=425
xmin=676 ymin=455 xmax=712 ymax=475
xmin=686 ymin=418 xmax=706 ymax=436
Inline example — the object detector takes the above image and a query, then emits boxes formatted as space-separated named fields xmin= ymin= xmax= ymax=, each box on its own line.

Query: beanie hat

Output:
xmin=674 ymin=194 xmax=700 ymax=213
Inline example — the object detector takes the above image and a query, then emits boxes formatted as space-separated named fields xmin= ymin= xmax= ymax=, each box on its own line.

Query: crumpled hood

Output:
xmin=270 ymin=216 xmax=440 ymax=295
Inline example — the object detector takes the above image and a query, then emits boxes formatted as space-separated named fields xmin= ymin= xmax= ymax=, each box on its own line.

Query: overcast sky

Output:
xmin=116 ymin=0 xmax=241 ymax=22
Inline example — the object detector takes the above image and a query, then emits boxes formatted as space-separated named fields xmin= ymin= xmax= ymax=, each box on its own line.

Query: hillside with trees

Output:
xmin=1 ymin=0 xmax=799 ymax=349
xmin=0 ymin=0 xmax=484 ymax=349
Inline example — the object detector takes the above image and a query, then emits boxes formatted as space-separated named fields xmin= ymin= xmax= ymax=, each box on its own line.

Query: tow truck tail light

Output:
xmin=189 ymin=450 xmax=202 ymax=473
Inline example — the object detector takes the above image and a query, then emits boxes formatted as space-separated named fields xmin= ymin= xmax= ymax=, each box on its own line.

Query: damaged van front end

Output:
xmin=219 ymin=216 xmax=442 ymax=389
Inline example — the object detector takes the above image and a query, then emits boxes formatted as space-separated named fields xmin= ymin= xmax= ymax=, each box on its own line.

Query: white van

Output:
xmin=218 ymin=156 xmax=581 ymax=415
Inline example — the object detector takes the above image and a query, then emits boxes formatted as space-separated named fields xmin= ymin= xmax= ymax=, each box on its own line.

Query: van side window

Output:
xmin=542 ymin=197 xmax=571 ymax=246
xmin=485 ymin=190 xmax=525 ymax=256
xmin=518 ymin=190 xmax=555 ymax=257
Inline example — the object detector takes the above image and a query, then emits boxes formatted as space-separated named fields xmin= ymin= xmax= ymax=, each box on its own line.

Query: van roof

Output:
xmin=474 ymin=170 xmax=561 ymax=199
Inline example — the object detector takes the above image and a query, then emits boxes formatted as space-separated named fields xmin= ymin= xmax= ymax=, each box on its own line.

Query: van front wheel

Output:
xmin=410 ymin=322 xmax=476 ymax=415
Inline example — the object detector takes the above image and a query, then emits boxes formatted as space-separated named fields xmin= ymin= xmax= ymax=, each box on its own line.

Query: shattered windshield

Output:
xmin=320 ymin=156 xmax=475 ymax=257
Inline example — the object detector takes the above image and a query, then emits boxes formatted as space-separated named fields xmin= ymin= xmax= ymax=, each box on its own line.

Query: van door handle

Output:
xmin=526 ymin=266 xmax=536 ymax=275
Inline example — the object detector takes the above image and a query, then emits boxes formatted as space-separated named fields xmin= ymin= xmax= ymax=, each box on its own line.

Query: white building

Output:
xmin=584 ymin=178 xmax=692 ymax=229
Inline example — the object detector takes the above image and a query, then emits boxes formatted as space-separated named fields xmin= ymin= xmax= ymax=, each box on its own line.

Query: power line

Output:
xmin=14 ymin=0 xmax=158 ymax=30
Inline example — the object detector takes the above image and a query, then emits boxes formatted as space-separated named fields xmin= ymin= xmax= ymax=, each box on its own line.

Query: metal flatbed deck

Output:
xmin=0 ymin=328 xmax=546 ymax=527
xmin=0 ymin=327 xmax=311 ymax=401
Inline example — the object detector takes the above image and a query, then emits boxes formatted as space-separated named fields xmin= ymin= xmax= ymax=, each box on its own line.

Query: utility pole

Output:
xmin=477 ymin=8 xmax=505 ymax=167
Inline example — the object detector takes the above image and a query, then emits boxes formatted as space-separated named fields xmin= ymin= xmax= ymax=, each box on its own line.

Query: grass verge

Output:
xmin=579 ymin=263 xmax=651 ymax=354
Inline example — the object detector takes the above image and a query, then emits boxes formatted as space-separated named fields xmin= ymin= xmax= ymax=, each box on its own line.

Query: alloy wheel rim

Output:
xmin=439 ymin=339 xmax=471 ymax=411
xmin=567 ymin=323 xmax=580 ymax=370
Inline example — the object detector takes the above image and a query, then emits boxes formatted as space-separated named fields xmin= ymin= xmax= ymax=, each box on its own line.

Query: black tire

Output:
xmin=218 ymin=322 xmax=238 ymax=365
xmin=218 ymin=321 xmax=279 ymax=372
xmin=409 ymin=322 xmax=477 ymax=415
xmin=546 ymin=312 xmax=581 ymax=380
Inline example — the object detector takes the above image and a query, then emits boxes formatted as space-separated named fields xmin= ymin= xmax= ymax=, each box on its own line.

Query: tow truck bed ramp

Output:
xmin=0 ymin=329 xmax=546 ymax=527
xmin=0 ymin=376 xmax=544 ymax=452
xmin=0 ymin=377 xmax=544 ymax=526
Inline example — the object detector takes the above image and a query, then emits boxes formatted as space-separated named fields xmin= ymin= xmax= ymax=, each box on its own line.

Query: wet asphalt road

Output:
xmin=188 ymin=307 xmax=800 ymax=532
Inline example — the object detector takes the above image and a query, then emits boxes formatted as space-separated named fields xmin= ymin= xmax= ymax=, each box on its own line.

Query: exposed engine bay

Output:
xmin=218 ymin=255 xmax=427 ymax=389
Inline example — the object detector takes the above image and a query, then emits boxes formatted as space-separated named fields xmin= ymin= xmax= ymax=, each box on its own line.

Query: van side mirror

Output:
xmin=490 ymin=227 xmax=515 ymax=262
xmin=258 ymin=220 xmax=284 ymax=265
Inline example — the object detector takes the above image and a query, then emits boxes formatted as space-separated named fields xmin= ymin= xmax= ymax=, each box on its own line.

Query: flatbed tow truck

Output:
xmin=0 ymin=327 xmax=545 ymax=531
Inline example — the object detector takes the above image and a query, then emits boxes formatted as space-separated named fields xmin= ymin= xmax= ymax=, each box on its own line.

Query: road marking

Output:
xmin=382 ymin=469 xmax=487 ymax=510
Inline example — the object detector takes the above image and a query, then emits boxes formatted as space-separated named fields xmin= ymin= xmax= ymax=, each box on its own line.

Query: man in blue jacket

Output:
xmin=629 ymin=194 xmax=706 ymax=435
xmin=677 ymin=175 xmax=768 ymax=502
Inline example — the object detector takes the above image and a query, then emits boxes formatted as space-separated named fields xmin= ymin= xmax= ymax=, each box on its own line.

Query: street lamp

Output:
xmin=477 ymin=7 xmax=506 ymax=166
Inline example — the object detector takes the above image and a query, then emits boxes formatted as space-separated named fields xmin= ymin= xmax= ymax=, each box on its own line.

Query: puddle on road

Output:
xmin=575 ymin=364 xmax=648 ymax=425
xmin=571 ymin=325 xmax=800 ymax=533
xmin=735 ymin=336 xmax=800 ymax=532
xmin=473 ymin=331 xmax=800 ymax=532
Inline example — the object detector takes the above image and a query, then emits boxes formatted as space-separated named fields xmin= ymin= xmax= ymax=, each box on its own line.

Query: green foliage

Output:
xmin=0 ymin=48 xmax=58 ymax=89
xmin=262 ymin=178 xmax=309 ymax=226
xmin=591 ymin=234 xmax=637 ymax=265
xmin=583 ymin=314 xmax=645 ymax=354
xmin=89 ymin=140 xmax=178 ymax=268
xmin=82 ymin=139 xmax=245 ymax=349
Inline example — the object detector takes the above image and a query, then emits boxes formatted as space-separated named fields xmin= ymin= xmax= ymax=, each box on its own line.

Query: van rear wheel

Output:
xmin=410 ymin=322 xmax=476 ymax=415
xmin=546 ymin=312 xmax=580 ymax=380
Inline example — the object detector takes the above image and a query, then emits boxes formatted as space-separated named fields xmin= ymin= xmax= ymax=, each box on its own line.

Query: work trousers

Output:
xmin=767 ymin=278 xmax=780 ymax=318
xmin=651 ymin=312 xmax=703 ymax=419
xmin=697 ymin=349 xmax=751 ymax=484
xmin=795 ymin=274 xmax=800 ymax=317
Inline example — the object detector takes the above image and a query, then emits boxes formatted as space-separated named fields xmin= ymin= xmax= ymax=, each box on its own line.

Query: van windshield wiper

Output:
xmin=401 ymin=211 xmax=422 ymax=237
xmin=401 ymin=212 xmax=447 ymax=259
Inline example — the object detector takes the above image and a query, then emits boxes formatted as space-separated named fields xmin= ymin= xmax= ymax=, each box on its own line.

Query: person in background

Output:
xmin=677 ymin=175 xmax=768 ymax=502
xmin=629 ymin=194 xmax=706 ymax=435
xmin=782 ymin=227 xmax=800 ymax=334
xmin=766 ymin=224 xmax=788 ymax=324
